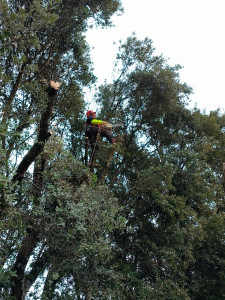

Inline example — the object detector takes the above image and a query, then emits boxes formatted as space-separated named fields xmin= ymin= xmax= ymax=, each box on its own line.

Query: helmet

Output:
xmin=86 ymin=110 xmax=96 ymax=117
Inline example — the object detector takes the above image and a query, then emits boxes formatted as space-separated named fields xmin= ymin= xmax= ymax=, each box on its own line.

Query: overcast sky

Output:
xmin=85 ymin=0 xmax=225 ymax=113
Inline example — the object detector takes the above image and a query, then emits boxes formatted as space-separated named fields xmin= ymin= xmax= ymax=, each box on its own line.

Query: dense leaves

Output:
xmin=0 ymin=1 xmax=225 ymax=299
xmin=93 ymin=36 xmax=225 ymax=299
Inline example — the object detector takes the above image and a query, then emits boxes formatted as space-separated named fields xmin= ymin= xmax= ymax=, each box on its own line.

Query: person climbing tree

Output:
xmin=85 ymin=110 xmax=117 ymax=145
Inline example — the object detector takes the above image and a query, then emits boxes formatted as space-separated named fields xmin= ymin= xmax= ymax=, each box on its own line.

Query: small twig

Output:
xmin=23 ymin=176 xmax=42 ymax=191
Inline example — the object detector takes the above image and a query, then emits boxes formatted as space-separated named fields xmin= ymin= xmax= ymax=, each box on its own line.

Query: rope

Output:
xmin=88 ymin=133 xmax=99 ymax=167
xmin=88 ymin=127 xmax=101 ymax=169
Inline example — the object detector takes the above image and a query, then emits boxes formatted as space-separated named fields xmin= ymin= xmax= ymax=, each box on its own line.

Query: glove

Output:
xmin=50 ymin=80 xmax=60 ymax=90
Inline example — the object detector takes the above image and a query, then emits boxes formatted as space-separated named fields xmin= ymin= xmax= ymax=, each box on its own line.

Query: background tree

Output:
xmin=88 ymin=36 xmax=225 ymax=299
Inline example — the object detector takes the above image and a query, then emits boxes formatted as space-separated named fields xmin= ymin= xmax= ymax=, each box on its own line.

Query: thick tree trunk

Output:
xmin=12 ymin=85 xmax=57 ymax=184
xmin=10 ymin=83 xmax=59 ymax=299
xmin=10 ymin=229 xmax=39 ymax=300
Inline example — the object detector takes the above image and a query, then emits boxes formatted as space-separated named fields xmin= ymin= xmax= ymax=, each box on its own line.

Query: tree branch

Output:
xmin=1 ymin=60 xmax=29 ymax=127
xmin=12 ymin=84 xmax=58 ymax=184
xmin=10 ymin=228 xmax=39 ymax=300
xmin=23 ymin=247 xmax=49 ymax=296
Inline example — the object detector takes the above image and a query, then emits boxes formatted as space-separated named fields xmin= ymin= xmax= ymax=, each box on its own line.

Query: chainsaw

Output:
xmin=102 ymin=123 xmax=124 ymax=131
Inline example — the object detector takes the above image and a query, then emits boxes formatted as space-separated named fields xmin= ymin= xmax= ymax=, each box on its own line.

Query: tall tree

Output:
xmin=89 ymin=36 xmax=225 ymax=299
xmin=0 ymin=0 xmax=123 ymax=299
xmin=1 ymin=1 xmax=224 ymax=297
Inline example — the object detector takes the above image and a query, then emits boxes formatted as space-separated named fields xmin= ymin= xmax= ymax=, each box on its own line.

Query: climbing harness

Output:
xmin=84 ymin=123 xmax=124 ymax=170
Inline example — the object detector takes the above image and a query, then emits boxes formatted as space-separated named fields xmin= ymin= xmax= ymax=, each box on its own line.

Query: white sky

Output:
xmin=85 ymin=0 xmax=225 ymax=113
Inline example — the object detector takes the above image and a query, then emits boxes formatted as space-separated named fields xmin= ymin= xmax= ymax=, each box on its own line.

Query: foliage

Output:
xmin=0 ymin=1 xmax=225 ymax=299
xmin=93 ymin=36 xmax=225 ymax=299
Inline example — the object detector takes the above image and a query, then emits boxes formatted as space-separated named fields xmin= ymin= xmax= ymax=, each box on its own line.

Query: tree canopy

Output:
xmin=0 ymin=1 xmax=225 ymax=299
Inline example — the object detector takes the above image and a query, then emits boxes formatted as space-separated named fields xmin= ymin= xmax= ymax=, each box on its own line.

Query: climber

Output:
xmin=85 ymin=110 xmax=117 ymax=145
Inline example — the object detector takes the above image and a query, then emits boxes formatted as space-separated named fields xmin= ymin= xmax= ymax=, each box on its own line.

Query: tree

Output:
xmin=1 ymin=1 xmax=225 ymax=298
xmin=0 ymin=0 xmax=123 ymax=299
xmin=89 ymin=36 xmax=225 ymax=299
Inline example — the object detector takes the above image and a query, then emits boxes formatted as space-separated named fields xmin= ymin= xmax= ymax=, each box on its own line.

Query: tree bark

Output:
xmin=10 ymin=228 xmax=39 ymax=300
xmin=12 ymin=86 xmax=57 ymax=184
xmin=10 ymin=83 xmax=59 ymax=299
